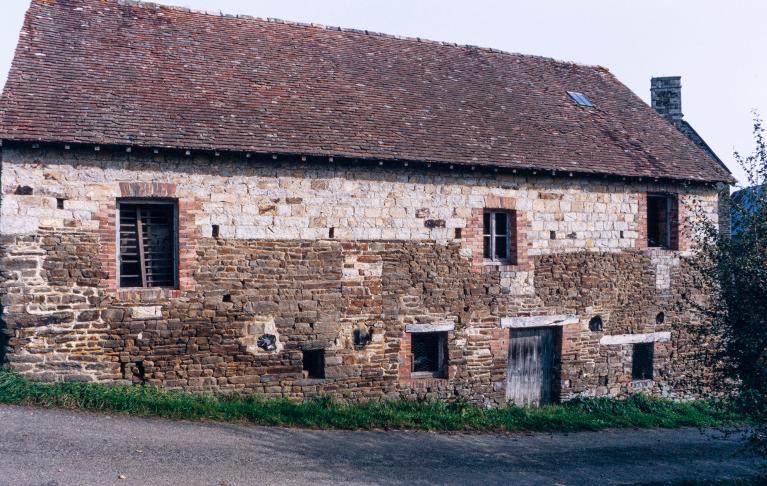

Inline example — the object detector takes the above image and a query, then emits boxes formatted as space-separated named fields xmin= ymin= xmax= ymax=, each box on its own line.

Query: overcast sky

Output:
xmin=1 ymin=0 xmax=764 ymax=186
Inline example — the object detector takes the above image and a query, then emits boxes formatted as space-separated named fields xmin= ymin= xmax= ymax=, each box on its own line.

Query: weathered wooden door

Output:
xmin=506 ymin=327 xmax=556 ymax=406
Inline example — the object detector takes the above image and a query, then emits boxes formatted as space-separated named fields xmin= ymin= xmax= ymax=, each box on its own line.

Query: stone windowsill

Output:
xmin=114 ymin=287 xmax=182 ymax=303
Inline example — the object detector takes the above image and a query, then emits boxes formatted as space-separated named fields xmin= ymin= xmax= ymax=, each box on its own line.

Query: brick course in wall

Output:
xmin=0 ymin=146 xmax=725 ymax=404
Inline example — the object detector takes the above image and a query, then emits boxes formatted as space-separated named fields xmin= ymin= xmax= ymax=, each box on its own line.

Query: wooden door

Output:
xmin=506 ymin=327 xmax=556 ymax=406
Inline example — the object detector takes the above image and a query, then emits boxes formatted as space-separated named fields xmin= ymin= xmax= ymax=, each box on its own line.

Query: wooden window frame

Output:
xmin=646 ymin=193 xmax=677 ymax=250
xmin=117 ymin=198 xmax=179 ymax=289
xmin=483 ymin=209 xmax=517 ymax=265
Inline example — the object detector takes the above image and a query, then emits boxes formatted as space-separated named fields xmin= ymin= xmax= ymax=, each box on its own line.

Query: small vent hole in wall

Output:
xmin=302 ymin=349 xmax=325 ymax=379
xmin=656 ymin=312 xmax=665 ymax=325
xmin=455 ymin=228 xmax=462 ymax=239
xmin=223 ymin=293 xmax=232 ymax=303
xmin=212 ymin=224 xmax=220 ymax=238
xmin=550 ymin=230 xmax=556 ymax=240
xmin=329 ymin=227 xmax=335 ymax=239
xmin=14 ymin=186 xmax=33 ymax=195
xmin=589 ymin=315 xmax=604 ymax=332
xmin=620 ymin=231 xmax=624 ymax=239
xmin=353 ymin=327 xmax=373 ymax=349
xmin=56 ymin=198 xmax=65 ymax=209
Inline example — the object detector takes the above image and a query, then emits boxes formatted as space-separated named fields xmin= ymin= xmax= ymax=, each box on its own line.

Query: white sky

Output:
xmin=1 ymin=0 xmax=765 ymax=187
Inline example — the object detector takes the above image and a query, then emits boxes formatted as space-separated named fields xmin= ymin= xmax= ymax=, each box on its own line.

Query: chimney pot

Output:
xmin=651 ymin=76 xmax=683 ymax=121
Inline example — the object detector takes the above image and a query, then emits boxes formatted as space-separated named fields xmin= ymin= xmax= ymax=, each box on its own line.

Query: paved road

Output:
xmin=0 ymin=405 xmax=764 ymax=486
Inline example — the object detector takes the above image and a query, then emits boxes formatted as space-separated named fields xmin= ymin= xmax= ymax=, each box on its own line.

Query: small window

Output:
xmin=411 ymin=332 xmax=447 ymax=378
xmin=118 ymin=200 xmax=178 ymax=288
xmin=632 ymin=343 xmax=654 ymax=380
xmin=483 ymin=210 xmax=516 ymax=264
xmin=302 ymin=349 xmax=325 ymax=379
xmin=567 ymin=91 xmax=594 ymax=107
xmin=647 ymin=193 xmax=678 ymax=249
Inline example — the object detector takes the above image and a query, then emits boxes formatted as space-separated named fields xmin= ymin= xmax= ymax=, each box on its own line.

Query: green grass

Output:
xmin=0 ymin=371 xmax=748 ymax=432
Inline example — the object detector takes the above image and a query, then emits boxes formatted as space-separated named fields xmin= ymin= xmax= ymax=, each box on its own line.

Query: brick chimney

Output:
xmin=651 ymin=76 xmax=683 ymax=122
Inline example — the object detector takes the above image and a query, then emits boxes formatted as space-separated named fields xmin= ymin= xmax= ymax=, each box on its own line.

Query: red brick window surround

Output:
xmin=95 ymin=182 xmax=200 ymax=299
xmin=464 ymin=195 xmax=530 ymax=273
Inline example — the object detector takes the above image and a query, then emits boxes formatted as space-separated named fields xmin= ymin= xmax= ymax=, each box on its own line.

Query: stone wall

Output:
xmin=0 ymin=145 xmax=725 ymax=404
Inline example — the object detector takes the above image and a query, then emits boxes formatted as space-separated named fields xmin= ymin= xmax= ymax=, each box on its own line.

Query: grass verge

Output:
xmin=0 ymin=371 xmax=748 ymax=432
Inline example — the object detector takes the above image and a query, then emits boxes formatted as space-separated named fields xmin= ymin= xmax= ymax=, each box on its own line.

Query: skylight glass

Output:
xmin=567 ymin=91 xmax=593 ymax=107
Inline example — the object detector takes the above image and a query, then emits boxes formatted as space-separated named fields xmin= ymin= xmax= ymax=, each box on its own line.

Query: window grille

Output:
xmin=119 ymin=201 xmax=178 ymax=288
xmin=411 ymin=332 xmax=447 ymax=378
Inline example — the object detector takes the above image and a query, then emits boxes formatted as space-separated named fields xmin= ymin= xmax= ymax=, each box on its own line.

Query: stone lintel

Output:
xmin=405 ymin=323 xmax=455 ymax=333
xmin=599 ymin=331 xmax=671 ymax=346
xmin=500 ymin=314 xmax=578 ymax=329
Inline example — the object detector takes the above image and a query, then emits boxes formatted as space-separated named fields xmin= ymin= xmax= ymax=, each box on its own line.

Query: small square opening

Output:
xmin=411 ymin=332 xmax=447 ymax=378
xmin=632 ymin=342 xmax=654 ymax=381
xmin=302 ymin=349 xmax=325 ymax=379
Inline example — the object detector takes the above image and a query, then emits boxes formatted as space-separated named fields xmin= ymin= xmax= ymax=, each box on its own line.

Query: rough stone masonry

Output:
xmin=0 ymin=0 xmax=734 ymax=406
xmin=0 ymin=145 xmax=725 ymax=405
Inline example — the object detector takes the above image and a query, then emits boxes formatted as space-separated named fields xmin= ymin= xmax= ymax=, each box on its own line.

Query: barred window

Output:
xmin=483 ymin=210 xmax=516 ymax=263
xmin=411 ymin=332 xmax=447 ymax=378
xmin=118 ymin=200 xmax=178 ymax=288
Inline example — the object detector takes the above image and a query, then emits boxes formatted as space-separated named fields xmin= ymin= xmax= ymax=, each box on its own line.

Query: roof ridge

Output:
xmin=113 ymin=0 xmax=606 ymax=72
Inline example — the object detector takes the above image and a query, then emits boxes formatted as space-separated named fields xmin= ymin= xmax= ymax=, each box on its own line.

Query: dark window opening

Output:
xmin=550 ymin=230 xmax=556 ymax=240
xmin=589 ymin=316 xmax=603 ymax=332
xmin=647 ymin=194 xmax=678 ymax=250
xmin=411 ymin=332 xmax=447 ymax=378
xmin=14 ymin=186 xmax=33 ymax=195
xmin=302 ymin=349 xmax=325 ymax=379
xmin=454 ymin=228 xmax=462 ymax=239
xmin=223 ymin=293 xmax=232 ymax=303
xmin=56 ymin=198 xmax=66 ymax=210
xmin=211 ymin=224 xmax=220 ymax=238
xmin=118 ymin=200 xmax=178 ymax=288
xmin=483 ymin=210 xmax=517 ymax=264
xmin=329 ymin=227 xmax=335 ymax=239
xmin=656 ymin=312 xmax=665 ymax=325
xmin=632 ymin=343 xmax=654 ymax=380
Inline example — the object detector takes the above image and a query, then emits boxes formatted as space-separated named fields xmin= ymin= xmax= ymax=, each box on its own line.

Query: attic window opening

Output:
xmin=567 ymin=91 xmax=594 ymax=107
xmin=483 ymin=210 xmax=517 ymax=264
xmin=647 ymin=193 xmax=678 ymax=250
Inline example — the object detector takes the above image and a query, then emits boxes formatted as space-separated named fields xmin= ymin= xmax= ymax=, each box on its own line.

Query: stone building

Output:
xmin=0 ymin=0 xmax=733 ymax=406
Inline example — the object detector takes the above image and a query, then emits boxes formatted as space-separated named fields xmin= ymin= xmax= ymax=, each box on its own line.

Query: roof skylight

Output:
xmin=567 ymin=91 xmax=593 ymax=107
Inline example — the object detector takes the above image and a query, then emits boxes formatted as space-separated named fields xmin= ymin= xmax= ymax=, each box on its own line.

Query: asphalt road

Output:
xmin=0 ymin=405 xmax=764 ymax=486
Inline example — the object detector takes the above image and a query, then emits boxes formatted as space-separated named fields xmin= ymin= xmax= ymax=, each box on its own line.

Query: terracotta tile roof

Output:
xmin=0 ymin=0 xmax=732 ymax=182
